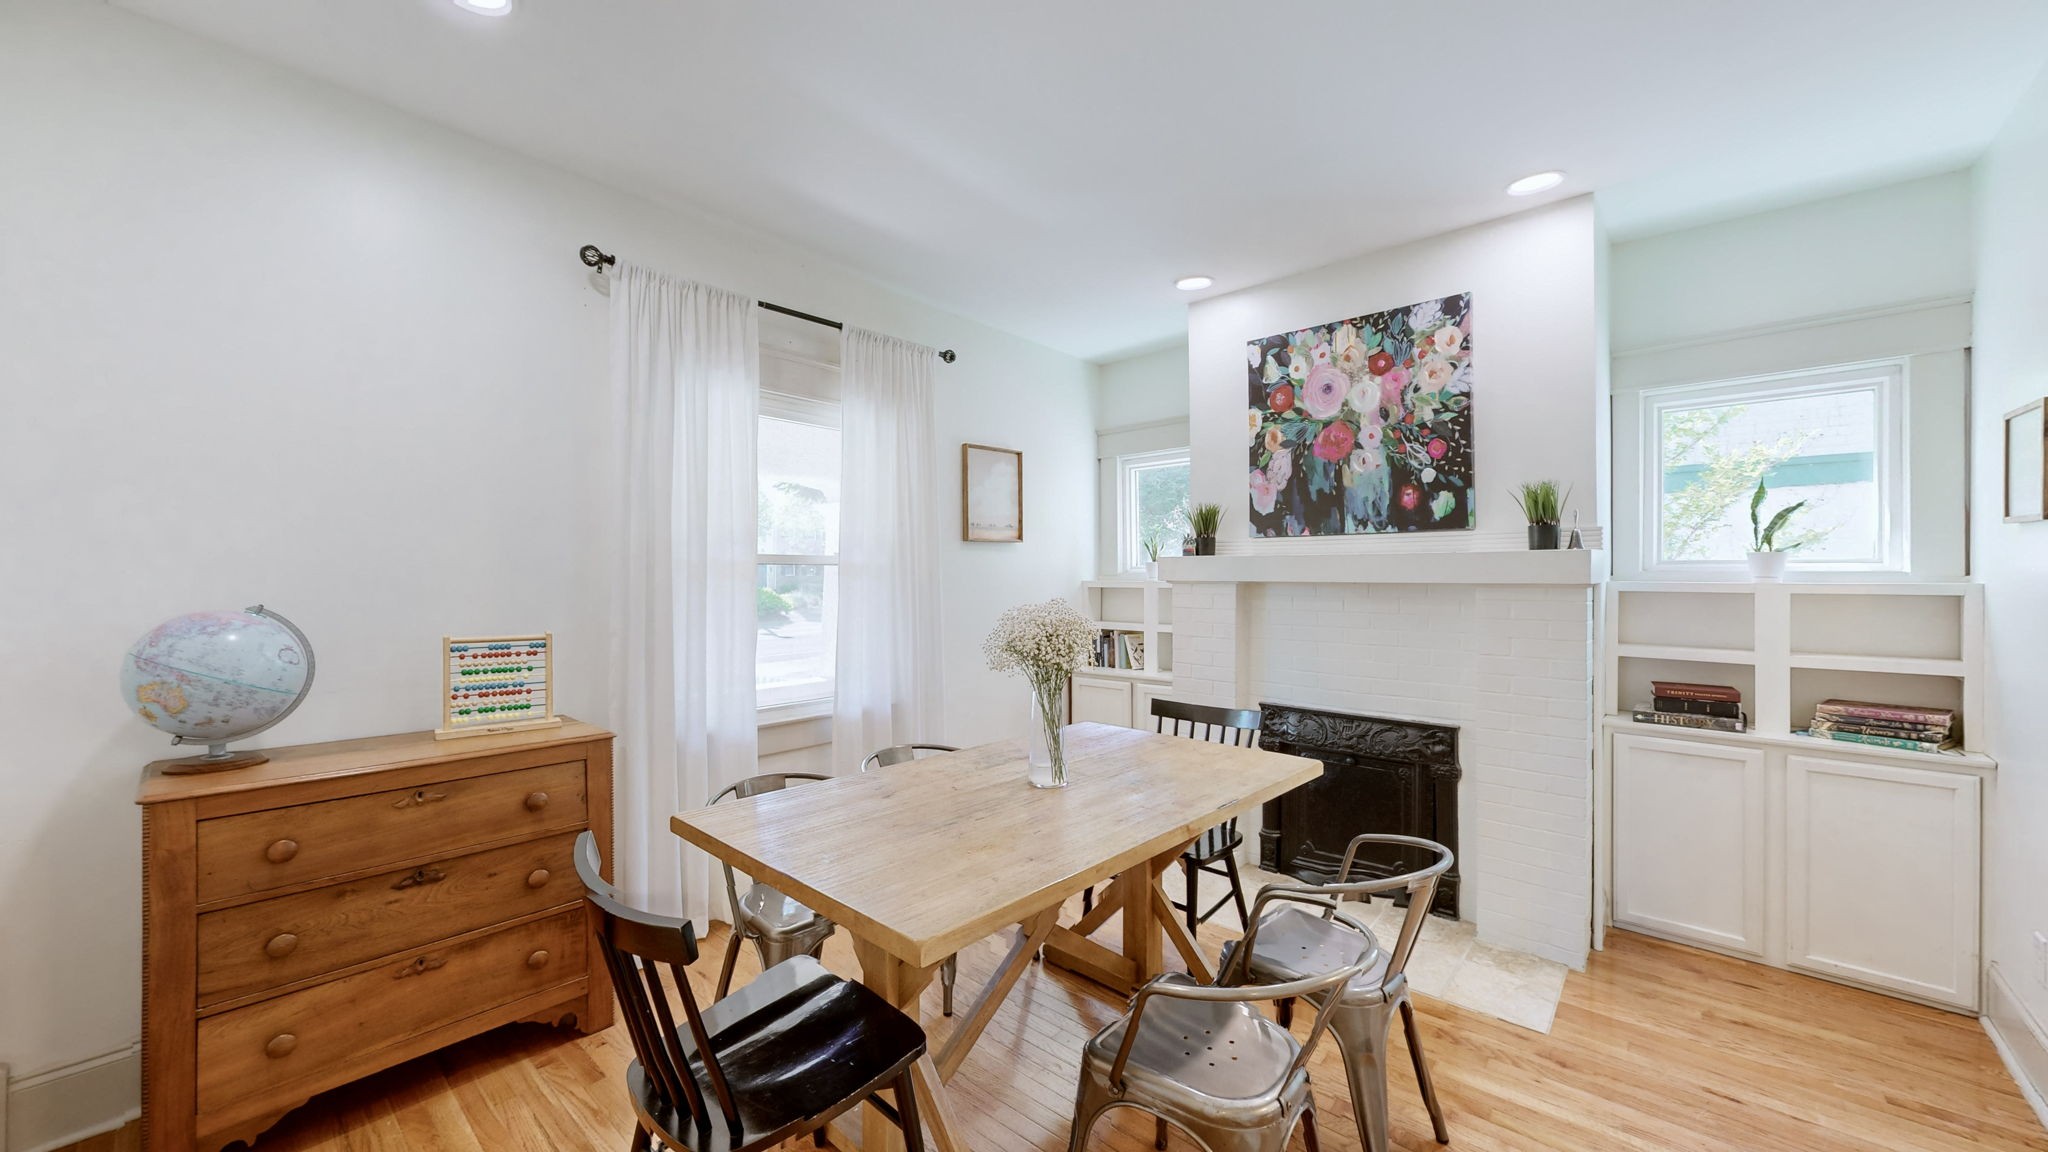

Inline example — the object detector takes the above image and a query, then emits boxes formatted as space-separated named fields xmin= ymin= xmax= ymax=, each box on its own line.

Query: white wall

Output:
xmin=0 ymin=2 xmax=1094 ymax=1145
xmin=1973 ymin=62 xmax=2048 ymax=1106
xmin=1187 ymin=198 xmax=1604 ymax=553
xmin=1610 ymin=171 xmax=1974 ymax=353
xmin=1092 ymin=341 xmax=1190 ymax=576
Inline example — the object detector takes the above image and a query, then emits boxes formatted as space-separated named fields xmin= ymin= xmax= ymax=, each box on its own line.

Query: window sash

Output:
xmin=757 ymin=392 xmax=841 ymax=711
xmin=1635 ymin=361 xmax=1907 ymax=575
xmin=1116 ymin=447 xmax=1191 ymax=574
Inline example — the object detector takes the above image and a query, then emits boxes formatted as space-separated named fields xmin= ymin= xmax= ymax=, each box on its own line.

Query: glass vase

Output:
xmin=1026 ymin=680 xmax=1068 ymax=788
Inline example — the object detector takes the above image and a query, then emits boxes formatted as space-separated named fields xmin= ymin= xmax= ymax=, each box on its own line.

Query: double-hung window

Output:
xmin=1636 ymin=361 xmax=1906 ymax=573
xmin=756 ymin=374 xmax=841 ymax=712
xmin=1116 ymin=447 xmax=1191 ymax=573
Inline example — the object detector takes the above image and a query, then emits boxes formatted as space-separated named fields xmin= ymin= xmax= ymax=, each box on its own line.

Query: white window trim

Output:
xmin=1625 ymin=360 xmax=1908 ymax=578
xmin=757 ymin=388 xmax=840 ymax=713
xmin=1115 ymin=446 xmax=1191 ymax=575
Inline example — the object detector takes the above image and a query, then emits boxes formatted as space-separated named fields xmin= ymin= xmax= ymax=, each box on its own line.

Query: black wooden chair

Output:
xmin=1079 ymin=701 xmax=1263 ymax=936
xmin=573 ymin=832 xmax=930 ymax=1152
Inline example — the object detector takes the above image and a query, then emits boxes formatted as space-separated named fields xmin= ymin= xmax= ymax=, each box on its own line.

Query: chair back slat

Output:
xmin=575 ymin=831 xmax=737 ymax=1140
xmin=1150 ymin=698 xmax=1261 ymax=747
xmin=860 ymin=743 xmax=960 ymax=772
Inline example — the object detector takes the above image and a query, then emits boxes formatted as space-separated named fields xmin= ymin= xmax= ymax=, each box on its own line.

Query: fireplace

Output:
xmin=1256 ymin=702 xmax=1461 ymax=918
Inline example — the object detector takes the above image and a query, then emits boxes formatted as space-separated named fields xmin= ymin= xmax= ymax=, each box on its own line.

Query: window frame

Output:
xmin=756 ymin=389 xmax=841 ymax=717
xmin=1632 ymin=360 xmax=1908 ymax=577
xmin=1115 ymin=446 xmax=1192 ymax=575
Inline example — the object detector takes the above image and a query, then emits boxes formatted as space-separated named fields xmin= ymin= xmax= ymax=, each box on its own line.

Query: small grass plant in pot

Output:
xmin=1189 ymin=502 xmax=1224 ymax=556
xmin=1141 ymin=534 xmax=1163 ymax=579
xmin=1746 ymin=479 xmax=1806 ymax=580
xmin=1510 ymin=481 xmax=1569 ymax=550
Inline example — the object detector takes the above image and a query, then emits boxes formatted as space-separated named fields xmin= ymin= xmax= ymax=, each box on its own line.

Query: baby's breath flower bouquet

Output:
xmin=983 ymin=598 xmax=1097 ymax=787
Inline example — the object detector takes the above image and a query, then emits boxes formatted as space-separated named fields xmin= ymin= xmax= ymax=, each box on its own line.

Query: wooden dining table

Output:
xmin=671 ymin=721 xmax=1321 ymax=1152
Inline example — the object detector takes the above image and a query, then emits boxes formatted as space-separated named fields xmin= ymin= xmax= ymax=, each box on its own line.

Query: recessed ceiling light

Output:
xmin=1175 ymin=275 xmax=1214 ymax=291
xmin=452 ymin=0 xmax=512 ymax=15
xmin=1506 ymin=171 xmax=1565 ymax=196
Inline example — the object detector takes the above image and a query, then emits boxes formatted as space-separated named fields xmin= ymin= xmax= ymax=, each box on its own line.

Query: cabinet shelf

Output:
xmin=1788 ymin=653 xmax=1967 ymax=677
xmin=1613 ymin=643 xmax=1755 ymax=665
xmin=1600 ymin=714 xmax=1993 ymax=773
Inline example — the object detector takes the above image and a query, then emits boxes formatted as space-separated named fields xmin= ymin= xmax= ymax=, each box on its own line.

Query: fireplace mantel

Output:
xmin=1158 ymin=548 xmax=1606 ymax=586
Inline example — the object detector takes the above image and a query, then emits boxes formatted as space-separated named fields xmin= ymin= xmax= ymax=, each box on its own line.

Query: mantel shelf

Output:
xmin=1158 ymin=548 xmax=1606 ymax=586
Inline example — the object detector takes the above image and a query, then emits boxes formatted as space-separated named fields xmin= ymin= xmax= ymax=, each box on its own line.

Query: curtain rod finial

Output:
xmin=940 ymin=349 xmax=956 ymax=364
xmin=579 ymin=244 xmax=615 ymax=270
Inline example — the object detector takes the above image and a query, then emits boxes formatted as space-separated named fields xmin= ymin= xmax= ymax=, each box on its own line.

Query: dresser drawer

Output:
xmin=195 ymin=761 xmax=587 ymax=903
xmin=195 ymin=909 xmax=585 ymax=1115
xmin=196 ymin=833 xmax=580 ymax=1006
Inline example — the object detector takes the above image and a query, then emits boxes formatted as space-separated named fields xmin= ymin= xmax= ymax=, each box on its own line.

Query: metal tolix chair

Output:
xmin=859 ymin=744 xmax=963 ymax=1015
xmin=1066 ymin=944 xmax=1376 ymax=1152
xmin=709 ymin=772 xmax=839 ymax=1000
xmin=1217 ymin=833 xmax=1456 ymax=1152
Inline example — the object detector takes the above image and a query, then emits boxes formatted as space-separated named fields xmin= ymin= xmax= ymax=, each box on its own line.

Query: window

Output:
xmin=756 ymin=391 xmax=840 ymax=710
xmin=1117 ymin=447 xmax=1191 ymax=573
xmin=1639 ymin=362 xmax=1905 ymax=572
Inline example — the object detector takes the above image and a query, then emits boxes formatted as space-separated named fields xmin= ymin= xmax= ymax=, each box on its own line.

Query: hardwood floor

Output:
xmin=70 ymin=907 xmax=2047 ymax=1152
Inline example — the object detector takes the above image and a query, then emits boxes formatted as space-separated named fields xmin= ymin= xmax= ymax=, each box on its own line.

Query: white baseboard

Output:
xmin=5 ymin=1047 xmax=138 ymax=1152
xmin=1984 ymin=963 xmax=2048 ymax=1134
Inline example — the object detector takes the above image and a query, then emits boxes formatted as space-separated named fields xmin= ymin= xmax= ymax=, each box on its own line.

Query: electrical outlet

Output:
xmin=2033 ymin=931 xmax=2048 ymax=988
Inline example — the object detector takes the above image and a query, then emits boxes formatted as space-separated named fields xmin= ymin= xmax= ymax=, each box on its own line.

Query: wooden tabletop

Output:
xmin=671 ymin=722 xmax=1322 ymax=968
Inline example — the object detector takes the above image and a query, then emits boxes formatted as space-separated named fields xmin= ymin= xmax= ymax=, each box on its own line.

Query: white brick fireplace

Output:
xmin=1161 ymin=550 xmax=1603 ymax=968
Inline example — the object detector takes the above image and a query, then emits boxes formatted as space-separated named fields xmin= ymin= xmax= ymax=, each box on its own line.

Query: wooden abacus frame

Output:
xmin=435 ymin=632 xmax=564 ymax=740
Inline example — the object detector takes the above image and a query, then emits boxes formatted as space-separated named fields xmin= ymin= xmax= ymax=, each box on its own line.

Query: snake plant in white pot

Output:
xmin=1746 ymin=479 xmax=1806 ymax=580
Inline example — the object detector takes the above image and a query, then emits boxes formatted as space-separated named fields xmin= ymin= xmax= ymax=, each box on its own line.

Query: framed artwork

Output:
xmin=1247 ymin=292 xmax=1473 ymax=536
xmin=2004 ymin=398 xmax=2046 ymax=524
xmin=962 ymin=443 xmax=1023 ymax=541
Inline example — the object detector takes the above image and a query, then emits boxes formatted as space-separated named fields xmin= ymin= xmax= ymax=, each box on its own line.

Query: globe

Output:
xmin=121 ymin=606 xmax=315 ymax=771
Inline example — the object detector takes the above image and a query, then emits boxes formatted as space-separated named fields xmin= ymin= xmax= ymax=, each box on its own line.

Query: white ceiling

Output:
xmin=114 ymin=0 xmax=2048 ymax=362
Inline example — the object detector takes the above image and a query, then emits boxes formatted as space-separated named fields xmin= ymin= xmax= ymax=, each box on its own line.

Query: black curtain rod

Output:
xmin=579 ymin=245 xmax=956 ymax=363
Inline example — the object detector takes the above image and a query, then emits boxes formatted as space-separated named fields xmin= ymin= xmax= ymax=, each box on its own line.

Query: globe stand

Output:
xmin=160 ymin=742 xmax=271 ymax=775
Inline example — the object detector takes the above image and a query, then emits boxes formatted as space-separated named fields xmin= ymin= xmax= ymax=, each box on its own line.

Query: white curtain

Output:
xmin=608 ymin=262 xmax=760 ymax=930
xmin=832 ymin=328 xmax=944 ymax=771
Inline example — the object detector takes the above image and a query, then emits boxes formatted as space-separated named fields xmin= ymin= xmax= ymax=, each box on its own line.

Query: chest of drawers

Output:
xmin=137 ymin=720 xmax=614 ymax=1152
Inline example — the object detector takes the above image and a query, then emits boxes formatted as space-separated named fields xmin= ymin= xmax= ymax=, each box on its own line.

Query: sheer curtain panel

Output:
xmin=608 ymin=263 xmax=759 ymax=929
xmin=832 ymin=328 xmax=944 ymax=770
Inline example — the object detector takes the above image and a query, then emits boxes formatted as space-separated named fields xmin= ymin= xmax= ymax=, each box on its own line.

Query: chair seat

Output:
xmin=1182 ymin=824 xmax=1242 ymax=864
xmin=1081 ymin=975 xmax=1306 ymax=1121
xmin=1219 ymin=906 xmax=1390 ymax=1004
xmin=632 ymin=955 xmax=927 ymax=1151
xmin=739 ymin=881 xmax=830 ymax=940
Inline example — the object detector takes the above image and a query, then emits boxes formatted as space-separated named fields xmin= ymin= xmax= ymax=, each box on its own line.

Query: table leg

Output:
xmin=1043 ymin=841 xmax=1197 ymax=994
xmin=935 ymin=909 xmax=1059 ymax=1082
xmin=851 ymin=939 xmax=960 ymax=1152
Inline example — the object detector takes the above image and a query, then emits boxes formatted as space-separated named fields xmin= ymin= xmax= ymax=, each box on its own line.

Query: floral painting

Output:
xmin=1247 ymin=293 xmax=1473 ymax=536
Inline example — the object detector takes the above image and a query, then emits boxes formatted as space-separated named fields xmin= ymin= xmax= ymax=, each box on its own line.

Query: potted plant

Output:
xmin=1747 ymin=479 xmax=1806 ymax=580
xmin=982 ymin=599 xmax=1097 ymax=788
xmin=1509 ymin=481 xmax=1569 ymax=550
xmin=1140 ymin=535 xmax=1163 ymax=579
xmin=1189 ymin=502 xmax=1224 ymax=555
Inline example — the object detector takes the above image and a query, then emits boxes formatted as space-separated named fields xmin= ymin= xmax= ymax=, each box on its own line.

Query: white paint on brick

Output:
xmin=1172 ymin=579 xmax=1595 ymax=969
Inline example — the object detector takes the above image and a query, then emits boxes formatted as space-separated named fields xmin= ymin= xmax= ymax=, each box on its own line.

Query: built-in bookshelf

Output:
xmin=1079 ymin=579 xmax=1172 ymax=678
xmin=1602 ymin=580 xmax=1989 ymax=767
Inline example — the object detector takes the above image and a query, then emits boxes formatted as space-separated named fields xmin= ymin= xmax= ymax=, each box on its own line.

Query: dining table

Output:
xmin=671 ymin=720 xmax=1322 ymax=1152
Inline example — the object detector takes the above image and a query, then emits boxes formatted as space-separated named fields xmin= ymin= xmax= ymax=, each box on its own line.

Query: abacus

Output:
xmin=434 ymin=632 xmax=564 ymax=739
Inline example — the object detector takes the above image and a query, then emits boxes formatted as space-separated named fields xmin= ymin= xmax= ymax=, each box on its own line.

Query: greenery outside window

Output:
xmin=757 ymin=391 xmax=840 ymax=710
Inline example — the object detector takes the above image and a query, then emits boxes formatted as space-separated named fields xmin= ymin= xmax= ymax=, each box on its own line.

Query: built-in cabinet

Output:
xmin=1070 ymin=580 xmax=1172 ymax=729
xmin=1602 ymin=582 xmax=1991 ymax=1012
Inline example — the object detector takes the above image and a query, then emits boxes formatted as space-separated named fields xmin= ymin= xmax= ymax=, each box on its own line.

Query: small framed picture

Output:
xmin=2005 ymin=399 xmax=2046 ymax=524
xmin=962 ymin=443 xmax=1023 ymax=542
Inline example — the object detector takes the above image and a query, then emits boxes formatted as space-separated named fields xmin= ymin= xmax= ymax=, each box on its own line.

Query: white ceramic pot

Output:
xmin=1145 ymin=561 xmax=1159 ymax=579
xmin=1746 ymin=551 xmax=1789 ymax=581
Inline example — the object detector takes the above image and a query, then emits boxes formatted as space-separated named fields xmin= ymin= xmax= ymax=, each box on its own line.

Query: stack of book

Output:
xmin=1632 ymin=681 xmax=1747 ymax=733
xmin=1093 ymin=630 xmax=1145 ymax=671
xmin=1806 ymin=699 xmax=1958 ymax=753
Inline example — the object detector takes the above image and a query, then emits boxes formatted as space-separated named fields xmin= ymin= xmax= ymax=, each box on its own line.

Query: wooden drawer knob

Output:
xmin=264 ymin=933 xmax=299 ymax=959
xmin=265 ymin=839 xmax=299 ymax=864
xmin=524 ymin=791 xmax=550 ymax=812
xmin=526 ymin=950 xmax=550 ymax=970
xmin=266 ymin=1033 xmax=298 ymax=1059
xmin=526 ymin=868 xmax=551 ymax=889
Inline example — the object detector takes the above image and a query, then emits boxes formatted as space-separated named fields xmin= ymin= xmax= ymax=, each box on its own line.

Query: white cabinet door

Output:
xmin=1785 ymin=755 xmax=1980 ymax=1009
xmin=1612 ymin=734 xmax=1767 ymax=957
xmin=1131 ymin=682 xmax=1172 ymax=732
xmin=1071 ymin=676 xmax=1134 ymax=728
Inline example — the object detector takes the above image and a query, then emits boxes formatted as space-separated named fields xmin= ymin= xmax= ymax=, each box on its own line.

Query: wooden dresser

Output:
xmin=137 ymin=720 xmax=614 ymax=1152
